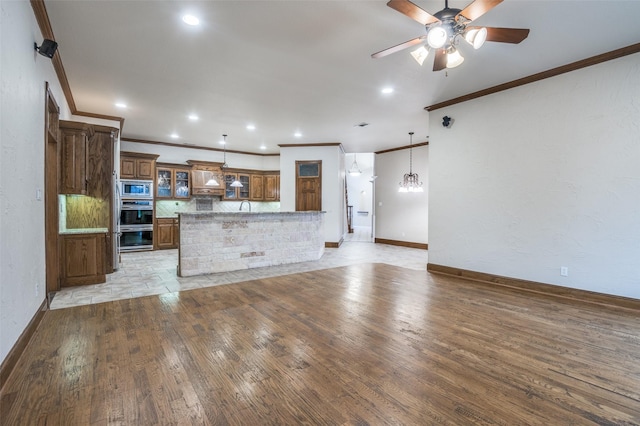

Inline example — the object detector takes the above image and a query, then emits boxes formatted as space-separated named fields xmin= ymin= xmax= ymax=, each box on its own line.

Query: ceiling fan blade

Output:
xmin=387 ymin=0 xmax=440 ymax=26
xmin=433 ymin=49 xmax=447 ymax=71
xmin=481 ymin=27 xmax=530 ymax=43
xmin=371 ymin=36 xmax=427 ymax=59
xmin=458 ymin=0 xmax=503 ymax=21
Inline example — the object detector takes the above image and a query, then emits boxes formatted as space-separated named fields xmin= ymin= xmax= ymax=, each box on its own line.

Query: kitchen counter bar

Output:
xmin=177 ymin=211 xmax=325 ymax=277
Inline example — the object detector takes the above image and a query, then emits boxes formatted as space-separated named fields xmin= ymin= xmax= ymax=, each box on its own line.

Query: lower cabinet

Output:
xmin=59 ymin=233 xmax=106 ymax=287
xmin=156 ymin=218 xmax=179 ymax=249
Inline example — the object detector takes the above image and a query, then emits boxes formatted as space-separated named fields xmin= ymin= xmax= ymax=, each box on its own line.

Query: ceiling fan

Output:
xmin=372 ymin=0 xmax=530 ymax=71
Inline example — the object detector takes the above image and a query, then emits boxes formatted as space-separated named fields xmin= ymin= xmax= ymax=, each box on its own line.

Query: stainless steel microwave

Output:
xmin=120 ymin=180 xmax=153 ymax=199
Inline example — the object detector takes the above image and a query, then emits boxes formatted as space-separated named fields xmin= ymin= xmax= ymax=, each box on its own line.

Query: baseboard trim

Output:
xmin=0 ymin=299 xmax=47 ymax=391
xmin=325 ymin=238 xmax=344 ymax=248
xmin=375 ymin=238 xmax=428 ymax=250
xmin=427 ymin=263 xmax=640 ymax=311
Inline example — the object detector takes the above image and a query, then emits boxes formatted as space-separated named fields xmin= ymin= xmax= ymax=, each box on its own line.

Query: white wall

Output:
xmin=280 ymin=145 xmax=345 ymax=243
xmin=429 ymin=53 xmax=640 ymax=299
xmin=0 ymin=1 xmax=71 ymax=364
xmin=121 ymin=140 xmax=280 ymax=170
xmin=374 ymin=145 xmax=429 ymax=244
xmin=345 ymin=153 xmax=374 ymax=228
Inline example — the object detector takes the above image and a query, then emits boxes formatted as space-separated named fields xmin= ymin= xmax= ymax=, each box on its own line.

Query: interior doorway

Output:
xmin=345 ymin=153 xmax=375 ymax=242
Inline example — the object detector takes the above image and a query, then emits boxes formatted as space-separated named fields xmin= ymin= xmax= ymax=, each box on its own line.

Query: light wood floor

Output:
xmin=2 ymin=264 xmax=639 ymax=424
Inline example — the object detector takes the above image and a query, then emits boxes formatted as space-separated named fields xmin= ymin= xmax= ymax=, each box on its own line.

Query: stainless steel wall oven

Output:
xmin=119 ymin=199 xmax=153 ymax=252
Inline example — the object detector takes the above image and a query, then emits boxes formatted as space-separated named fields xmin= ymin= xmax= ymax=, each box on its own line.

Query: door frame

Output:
xmin=44 ymin=83 xmax=60 ymax=300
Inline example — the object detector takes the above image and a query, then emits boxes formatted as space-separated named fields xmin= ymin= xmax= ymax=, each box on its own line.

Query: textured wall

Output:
xmin=374 ymin=145 xmax=428 ymax=244
xmin=0 ymin=1 xmax=69 ymax=363
xmin=429 ymin=53 xmax=640 ymax=299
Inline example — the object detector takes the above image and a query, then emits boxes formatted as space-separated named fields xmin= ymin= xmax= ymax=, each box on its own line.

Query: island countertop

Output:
xmin=178 ymin=211 xmax=325 ymax=276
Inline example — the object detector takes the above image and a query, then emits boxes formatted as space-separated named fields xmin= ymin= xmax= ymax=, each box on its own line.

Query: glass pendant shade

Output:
xmin=230 ymin=179 xmax=243 ymax=188
xmin=465 ymin=27 xmax=487 ymax=49
xmin=446 ymin=49 xmax=465 ymax=68
xmin=205 ymin=176 xmax=220 ymax=186
xmin=410 ymin=46 xmax=429 ymax=66
xmin=426 ymin=25 xmax=448 ymax=49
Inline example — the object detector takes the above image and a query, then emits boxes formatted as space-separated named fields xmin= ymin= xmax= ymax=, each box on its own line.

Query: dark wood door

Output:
xmin=295 ymin=161 xmax=322 ymax=211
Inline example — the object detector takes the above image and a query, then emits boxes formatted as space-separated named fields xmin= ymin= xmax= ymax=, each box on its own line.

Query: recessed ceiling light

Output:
xmin=260 ymin=145 xmax=266 ymax=150
xmin=182 ymin=15 xmax=200 ymax=26
xmin=381 ymin=87 xmax=394 ymax=94
xmin=294 ymin=132 xmax=302 ymax=138
xmin=246 ymin=124 xmax=256 ymax=131
xmin=188 ymin=114 xmax=199 ymax=121
xmin=170 ymin=133 xmax=179 ymax=139
xmin=219 ymin=139 xmax=226 ymax=145
xmin=115 ymin=102 xmax=127 ymax=108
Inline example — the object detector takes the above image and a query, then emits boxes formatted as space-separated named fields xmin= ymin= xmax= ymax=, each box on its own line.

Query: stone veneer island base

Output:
xmin=178 ymin=211 xmax=325 ymax=277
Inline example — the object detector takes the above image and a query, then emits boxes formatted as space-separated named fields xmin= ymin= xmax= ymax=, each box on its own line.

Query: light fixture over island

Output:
xmin=177 ymin=211 xmax=325 ymax=277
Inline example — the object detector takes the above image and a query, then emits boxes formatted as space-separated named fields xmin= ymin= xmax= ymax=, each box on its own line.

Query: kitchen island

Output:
xmin=177 ymin=211 xmax=325 ymax=277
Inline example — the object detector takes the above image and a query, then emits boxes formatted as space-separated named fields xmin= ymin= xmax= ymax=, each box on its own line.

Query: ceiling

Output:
xmin=44 ymin=0 xmax=640 ymax=154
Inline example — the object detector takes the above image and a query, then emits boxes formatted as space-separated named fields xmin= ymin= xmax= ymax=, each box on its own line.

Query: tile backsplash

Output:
xmin=155 ymin=199 xmax=280 ymax=218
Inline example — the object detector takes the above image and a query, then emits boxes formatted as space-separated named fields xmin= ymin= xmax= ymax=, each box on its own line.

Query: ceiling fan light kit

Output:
xmin=373 ymin=0 xmax=530 ymax=71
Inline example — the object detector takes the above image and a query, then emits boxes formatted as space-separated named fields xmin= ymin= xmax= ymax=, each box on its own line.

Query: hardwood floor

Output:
xmin=1 ymin=263 xmax=639 ymax=424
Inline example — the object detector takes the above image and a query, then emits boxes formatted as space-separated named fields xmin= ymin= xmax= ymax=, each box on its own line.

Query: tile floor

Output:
xmin=50 ymin=227 xmax=428 ymax=309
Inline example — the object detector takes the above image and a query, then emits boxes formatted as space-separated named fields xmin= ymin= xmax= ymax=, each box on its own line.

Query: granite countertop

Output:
xmin=60 ymin=227 xmax=109 ymax=235
xmin=178 ymin=211 xmax=325 ymax=216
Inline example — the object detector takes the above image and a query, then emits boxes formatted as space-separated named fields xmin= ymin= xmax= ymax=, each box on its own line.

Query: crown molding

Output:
xmin=375 ymin=141 xmax=428 ymax=155
xmin=426 ymin=42 xmax=640 ymax=112
xmin=31 ymin=0 xmax=125 ymax=128
xmin=121 ymin=137 xmax=280 ymax=157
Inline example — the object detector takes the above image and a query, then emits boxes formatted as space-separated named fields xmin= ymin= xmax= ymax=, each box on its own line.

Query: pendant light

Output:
xmin=205 ymin=136 xmax=221 ymax=186
xmin=398 ymin=132 xmax=423 ymax=193
xmin=220 ymin=134 xmax=243 ymax=188
xmin=348 ymin=154 xmax=362 ymax=176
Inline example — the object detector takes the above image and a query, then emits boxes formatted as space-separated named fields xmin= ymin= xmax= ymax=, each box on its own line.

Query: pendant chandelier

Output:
xmin=348 ymin=154 xmax=362 ymax=176
xmin=398 ymin=132 xmax=423 ymax=193
xmin=204 ymin=135 xmax=221 ymax=186
xmin=220 ymin=134 xmax=243 ymax=188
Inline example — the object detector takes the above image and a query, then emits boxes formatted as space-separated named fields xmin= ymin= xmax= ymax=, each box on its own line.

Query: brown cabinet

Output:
xmin=120 ymin=152 xmax=157 ymax=180
xmin=156 ymin=164 xmax=191 ymax=199
xmin=187 ymin=160 xmax=224 ymax=196
xmin=59 ymin=121 xmax=93 ymax=195
xmin=250 ymin=174 xmax=264 ymax=201
xmin=155 ymin=217 xmax=179 ymax=249
xmin=264 ymin=174 xmax=280 ymax=201
xmin=59 ymin=232 xmax=106 ymax=287
xmin=224 ymin=173 xmax=250 ymax=200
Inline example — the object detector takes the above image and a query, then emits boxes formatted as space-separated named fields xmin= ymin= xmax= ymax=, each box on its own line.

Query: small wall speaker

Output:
xmin=442 ymin=116 xmax=453 ymax=128
xmin=35 ymin=39 xmax=58 ymax=59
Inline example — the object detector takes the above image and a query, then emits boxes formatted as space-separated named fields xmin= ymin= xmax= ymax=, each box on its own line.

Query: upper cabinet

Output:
xmin=250 ymin=174 xmax=264 ymax=201
xmin=59 ymin=120 xmax=93 ymax=195
xmin=187 ymin=160 xmax=224 ymax=196
xmin=224 ymin=173 xmax=250 ymax=200
xmin=156 ymin=163 xmax=191 ymax=199
xmin=120 ymin=152 xmax=157 ymax=180
xmin=264 ymin=174 xmax=280 ymax=201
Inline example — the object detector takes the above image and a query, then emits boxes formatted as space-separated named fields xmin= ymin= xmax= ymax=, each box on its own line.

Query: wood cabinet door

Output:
xmin=60 ymin=129 xmax=87 ymax=194
xmin=60 ymin=233 xmax=106 ymax=286
xmin=264 ymin=175 xmax=278 ymax=201
xmin=136 ymin=159 xmax=154 ymax=179
xmin=156 ymin=218 xmax=175 ymax=249
xmin=250 ymin=174 xmax=264 ymax=200
xmin=120 ymin=157 xmax=136 ymax=179
xmin=173 ymin=218 xmax=180 ymax=248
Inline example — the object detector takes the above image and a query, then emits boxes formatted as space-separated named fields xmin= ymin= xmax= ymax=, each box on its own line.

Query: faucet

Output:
xmin=239 ymin=200 xmax=252 ymax=212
